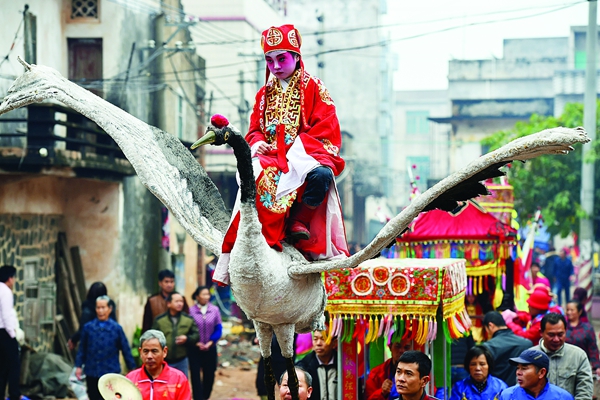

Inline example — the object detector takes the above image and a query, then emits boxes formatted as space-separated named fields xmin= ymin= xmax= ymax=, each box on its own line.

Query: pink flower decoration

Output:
xmin=415 ymin=175 xmax=420 ymax=181
xmin=412 ymin=164 xmax=417 ymax=169
xmin=211 ymin=114 xmax=229 ymax=128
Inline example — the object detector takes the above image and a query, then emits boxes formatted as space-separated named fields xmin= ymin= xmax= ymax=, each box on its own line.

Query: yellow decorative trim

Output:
xmin=326 ymin=303 xmax=438 ymax=318
xmin=465 ymin=261 xmax=501 ymax=276
xmin=443 ymin=294 xmax=466 ymax=319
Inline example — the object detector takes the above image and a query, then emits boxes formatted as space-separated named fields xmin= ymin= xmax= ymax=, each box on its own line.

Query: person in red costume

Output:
xmin=503 ymin=285 xmax=553 ymax=345
xmin=213 ymin=24 xmax=349 ymax=285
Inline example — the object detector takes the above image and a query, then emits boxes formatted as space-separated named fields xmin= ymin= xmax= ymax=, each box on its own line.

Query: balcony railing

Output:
xmin=0 ymin=102 xmax=199 ymax=179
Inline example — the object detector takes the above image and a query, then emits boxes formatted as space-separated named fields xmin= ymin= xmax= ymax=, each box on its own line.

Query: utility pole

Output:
xmin=238 ymin=70 xmax=255 ymax=134
xmin=579 ymin=0 xmax=597 ymax=314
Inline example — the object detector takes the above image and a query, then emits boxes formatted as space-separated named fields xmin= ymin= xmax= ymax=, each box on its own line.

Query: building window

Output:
xmin=575 ymin=51 xmax=586 ymax=70
xmin=406 ymin=111 xmax=430 ymax=135
xmin=71 ymin=0 xmax=98 ymax=19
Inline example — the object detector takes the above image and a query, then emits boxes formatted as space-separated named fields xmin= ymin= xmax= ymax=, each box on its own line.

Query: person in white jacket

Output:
xmin=0 ymin=265 xmax=20 ymax=400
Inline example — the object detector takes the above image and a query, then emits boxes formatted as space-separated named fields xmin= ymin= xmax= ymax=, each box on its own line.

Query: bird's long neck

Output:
xmin=227 ymin=134 xmax=256 ymax=204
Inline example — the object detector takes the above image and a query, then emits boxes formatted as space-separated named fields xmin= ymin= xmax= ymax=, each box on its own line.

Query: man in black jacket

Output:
xmin=296 ymin=331 xmax=337 ymax=400
xmin=482 ymin=311 xmax=533 ymax=386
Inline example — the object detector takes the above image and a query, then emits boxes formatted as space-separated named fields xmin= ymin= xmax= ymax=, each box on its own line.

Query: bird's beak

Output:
xmin=191 ymin=130 xmax=216 ymax=149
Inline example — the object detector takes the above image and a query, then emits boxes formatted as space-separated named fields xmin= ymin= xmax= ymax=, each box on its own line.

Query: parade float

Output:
xmin=324 ymin=257 xmax=470 ymax=398
xmin=387 ymin=200 xmax=517 ymax=341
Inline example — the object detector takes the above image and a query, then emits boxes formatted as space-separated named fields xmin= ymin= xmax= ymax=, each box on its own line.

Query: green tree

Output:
xmin=482 ymin=102 xmax=600 ymax=238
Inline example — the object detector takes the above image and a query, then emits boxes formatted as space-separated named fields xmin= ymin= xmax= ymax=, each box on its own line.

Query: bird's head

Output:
xmin=191 ymin=114 xmax=242 ymax=149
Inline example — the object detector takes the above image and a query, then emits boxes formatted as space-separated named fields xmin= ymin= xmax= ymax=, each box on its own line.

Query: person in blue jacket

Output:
xmin=499 ymin=349 xmax=574 ymax=400
xmin=450 ymin=345 xmax=507 ymax=400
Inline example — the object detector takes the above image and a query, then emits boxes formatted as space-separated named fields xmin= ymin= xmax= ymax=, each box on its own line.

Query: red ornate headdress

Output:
xmin=261 ymin=24 xmax=302 ymax=56
xmin=260 ymin=24 xmax=304 ymax=84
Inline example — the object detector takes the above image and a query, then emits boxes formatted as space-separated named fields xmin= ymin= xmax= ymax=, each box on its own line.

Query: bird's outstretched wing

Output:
xmin=0 ymin=58 xmax=230 ymax=254
xmin=289 ymin=126 xmax=589 ymax=277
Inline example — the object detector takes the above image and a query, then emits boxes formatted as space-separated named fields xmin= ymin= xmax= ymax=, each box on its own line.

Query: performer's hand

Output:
xmin=255 ymin=141 xmax=273 ymax=155
xmin=175 ymin=335 xmax=187 ymax=345
xmin=381 ymin=379 xmax=393 ymax=397
xmin=75 ymin=367 xmax=83 ymax=380
xmin=501 ymin=309 xmax=517 ymax=324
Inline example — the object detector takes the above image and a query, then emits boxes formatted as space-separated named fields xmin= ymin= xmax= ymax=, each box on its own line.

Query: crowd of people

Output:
xmin=70 ymin=269 xmax=221 ymax=400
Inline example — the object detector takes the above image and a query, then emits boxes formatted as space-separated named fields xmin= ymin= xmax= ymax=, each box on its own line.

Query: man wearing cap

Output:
xmin=504 ymin=285 xmax=553 ymax=345
xmin=213 ymin=24 xmax=348 ymax=286
xmin=531 ymin=313 xmax=593 ymax=400
xmin=482 ymin=311 xmax=533 ymax=386
xmin=499 ymin=349 xmax=573 ymax=399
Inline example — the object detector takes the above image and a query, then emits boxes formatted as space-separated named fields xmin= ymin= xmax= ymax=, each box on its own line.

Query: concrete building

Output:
xmin=431 ymin=26 xmax=600 ymax=174
xmin=392 ymin=90 xmax=451 ymax=213
xmin=180 ymin=0 xmax=285 ymax=210
xmin=0 ymin=0 xmax=205 ymax=351
xmin=434 ymin=37 xmax=568 ymax=172
xmin=555 ymin=26 xmax=600 ymax=114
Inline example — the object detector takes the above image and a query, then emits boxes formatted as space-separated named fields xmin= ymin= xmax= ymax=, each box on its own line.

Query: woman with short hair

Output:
xmin=450 ymin=345 xmax=507 ymax=400
xmin=565 ymin=300 xmax=600 ymax=377
xmin=188 ymin=286 xmax=222 ymax=400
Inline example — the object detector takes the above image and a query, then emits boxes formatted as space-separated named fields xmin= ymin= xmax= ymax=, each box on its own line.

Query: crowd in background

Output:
xmin=68 ymin=269 xmax=221 ymax=400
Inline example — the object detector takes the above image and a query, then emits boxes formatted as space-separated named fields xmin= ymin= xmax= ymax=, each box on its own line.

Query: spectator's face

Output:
xmin=265 ymin=51 xmax=298 ymax=80
xmin=541 ymin=321 xmax=566 ymax=352
xmin=279 ymin=370 xmax=312 ymax=400
xmin=96 ymin=299 xmax=112 ymax=321
xmin=395 ymin=362 xmax=428 ymax=396
xmin=196 ymin=288 xmax=211 ymax=306
xmin=312 ymin=331 xmax=336 ymax=359
xmin=468 ymin=354 xmax=489 ymax=383
xmin=5 ymin=276 xmax=15 ymax=290
xmin=516 ymin=364 xmax=544 ymax=391
xmin=565 ymin=303 xmax=580 ymax=322
xmin=530 ymin=265 xmax=540 ymax=277
xmin=390 ymin=339 xmax=412 ymax=363
xmin=158 ymin=277 xmax=175 ymax=294
xmin=140 ymin=338 xmax=167 ymax=370
xmin=167 ymin=293 xmax=184 ymax=313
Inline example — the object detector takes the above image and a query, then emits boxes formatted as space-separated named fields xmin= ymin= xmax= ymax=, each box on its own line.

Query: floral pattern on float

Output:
xmin=325 ymin=264 xmax=442 ymax=302
xmin=256 ymin=166 xmax=297 ymax=214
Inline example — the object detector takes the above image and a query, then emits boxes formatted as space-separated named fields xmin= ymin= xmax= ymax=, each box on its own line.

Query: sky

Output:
xmin=382 ymin=0 xmax=589 ymax=91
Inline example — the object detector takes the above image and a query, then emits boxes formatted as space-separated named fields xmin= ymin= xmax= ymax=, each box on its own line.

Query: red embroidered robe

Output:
xmin=219 ymin=69 xmax=348 ymax=269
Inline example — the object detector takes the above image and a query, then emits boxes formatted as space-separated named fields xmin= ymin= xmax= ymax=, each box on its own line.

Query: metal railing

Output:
xmin=0 ymin=102 xmax=200 ymax=177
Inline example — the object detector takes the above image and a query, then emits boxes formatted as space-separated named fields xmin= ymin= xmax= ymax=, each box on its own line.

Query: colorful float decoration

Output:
xmin=324 ymin=257 xmax=470 ymax=397
xmin=389 ymin=201 xmax=516 ymax=302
